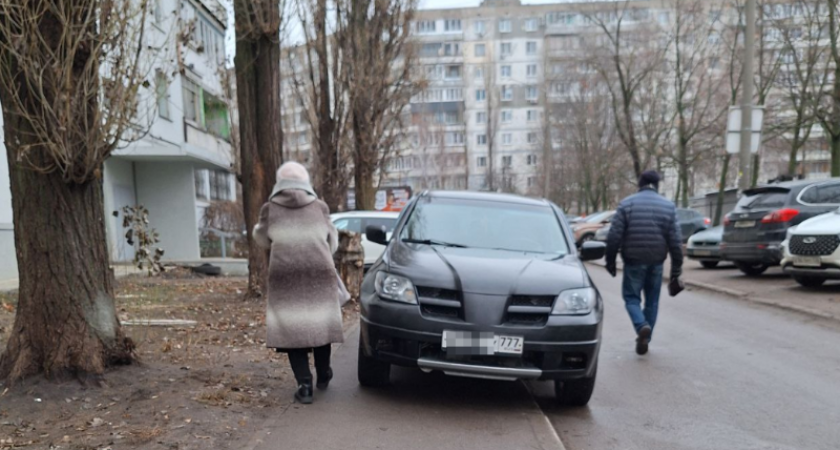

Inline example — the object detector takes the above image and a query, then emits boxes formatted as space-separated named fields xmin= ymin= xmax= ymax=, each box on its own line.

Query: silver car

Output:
xmin=687 ymin=226 xmax=724 ymax=269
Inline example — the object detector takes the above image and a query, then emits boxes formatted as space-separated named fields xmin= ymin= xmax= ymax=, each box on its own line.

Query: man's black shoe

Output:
xmin=636 ymin=325 xmax=652 ymax=355
xmin=295 ymin=381 xmax=313 ymax=404
xmin=316 ymin=368 xmax=333 ymax=390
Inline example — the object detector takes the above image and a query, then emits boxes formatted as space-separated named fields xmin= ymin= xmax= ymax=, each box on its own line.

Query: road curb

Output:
xmin=587 ymin=261 xmax=839 ymax=323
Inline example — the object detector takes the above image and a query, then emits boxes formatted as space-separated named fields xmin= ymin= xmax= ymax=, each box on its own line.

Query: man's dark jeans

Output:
xmin=622 ymin=264 xmax=663 ymax=338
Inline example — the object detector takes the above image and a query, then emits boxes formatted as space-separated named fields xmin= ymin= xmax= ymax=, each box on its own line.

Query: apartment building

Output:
xmin=0 ymin=0 xmax=237 ymax=280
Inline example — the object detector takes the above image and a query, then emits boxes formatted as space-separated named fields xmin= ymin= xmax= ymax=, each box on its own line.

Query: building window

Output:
xmin=195 ymin=169 xmax=208 ymax=200
xmin=445 ymin=88 xmax=463 ymax=101
xmin=499 ymin=19 xmax=512 ymax=33
xmin=502 ymin=155 xmax=513 ymax=167
xmin=501 ymin=65 xmax=511 ymax=78
xmin=525 ymin=18 xmax=539 ymax=31
xmin=209 ymin=170 xmax=232 ymax=201
xmin=445 ymin=19 xmax=462 ymax=31
xmin=526 ymin=41 xmax=537 ymax=55
xmin=501 ymin=85 xmax=513 ymax=101
xmin=527 ymin=85 xmax=538 ymax=100
xmin=476 ymin=111 xmax=487 ymax=124
xmin=501 ymin=42 xmax=512 ymax=56
xmin=474 ymin=20 xmax=485 ymax=34
xmin=477 ymin=134 xmax=487 ymax=145
xmin=444 ymin=43 xmax=460 ymax=56
xmin=527 ymin=110 xmax=538 ymax=121
xmin=527 ymin=154 xmax=538 ymax=164
xmin=445 ymin=132 xmax=465 ymax=145
xmin=527 ymin=64 xmax=538 ymax=77
xmin=501 ymin=110 xmax=513 ymax=122
xmin=155 ymin=70 xmax=170 ymax=120
xmin=476 ymin=89 xmax=486 ymax=101
xmin=527 ymin=133 xmax=538 ymax=144
xmin=502 ymin=133 xmax=512 ymax=145
xmin=527 ymin=176 xmax=537 ymax=188
xmin=477 ymin=156 xmax=488 ymax=167
xmin=475 ymin=43 xmax=486 ymax=57
xmin=182 ymin=78 xmax=201 ymax=122
xmin=182 ymin=0 xmax=226 ymax=65
xmin=417 ymin=20 xmax=436 ymax=33
xmin=445 ymin=65 xmax=462 ymax=79
xmin=474 ymin=67 xmax=484 ymax=80
xmin=153 ymin=0 xmax=163 ymax=23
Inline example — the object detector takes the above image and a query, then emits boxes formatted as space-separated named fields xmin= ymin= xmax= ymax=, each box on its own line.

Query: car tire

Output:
xmin=700 ymin=261 xmax=719 ymax=269
xmin=794 ymin=276 xmax=826 ymax=288
xmin=555 ymin=362 xmax=597 ymax=407
xmin=357 ymin=334 xmax=390 ymax=387
xmin=736 ymin=262 xmax=768 ymax=277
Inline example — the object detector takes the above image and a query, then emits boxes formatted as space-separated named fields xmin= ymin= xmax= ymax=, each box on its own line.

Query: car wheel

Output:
xmin=555 ymin=362 xmax=597 ymax=407
xmin=794 ymin=276 xmax=826 ymax=288
xmin=700 ymin=261 xmax=719 ymax=269
xmin=736 ymin=262 xmax=768 ymax=277
xmin=357 ymin=333 xmax=390 ymax=387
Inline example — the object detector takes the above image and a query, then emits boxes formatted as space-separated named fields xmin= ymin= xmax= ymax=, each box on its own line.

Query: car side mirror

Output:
xmin=580 ymin=241 xmax=606 ymax=262
xmin=365 ymin=225 xmax=389 ymax=246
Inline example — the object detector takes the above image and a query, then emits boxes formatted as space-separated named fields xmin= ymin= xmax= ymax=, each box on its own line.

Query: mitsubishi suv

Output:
xmin=357 ymin=191 xmax=605 ymax=406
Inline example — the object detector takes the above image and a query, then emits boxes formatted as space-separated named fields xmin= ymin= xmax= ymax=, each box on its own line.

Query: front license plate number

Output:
xmin=442 ymin=331 xmax=523 ymax=356
xmin=793 ymin=256 xmax=821 ymax=267
xmin=693 ymin=250 xmax=712 ymax=256
xmin=735 ymin=220 xmax=756 ymax=228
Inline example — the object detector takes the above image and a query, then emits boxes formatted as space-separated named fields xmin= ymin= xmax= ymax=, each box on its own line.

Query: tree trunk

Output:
xmin=788 ymin=136 xmax=801 ymax=176
xmin=751 ymin=153 xmax=761 ymax=187
xmin=234 ymin=13 xmax=284 ymax=299
xmin=714 ymin=154 xmax=730 ymax=227
xmin=831 ymin=136 xmax=840 ymax=177
xmin=334 ymin=230 xmax=364 ymax=300
xmin=313 ymin=0 xmax=342 ymax=211
xmin=0 ymin=156 xmax=133 ymax=382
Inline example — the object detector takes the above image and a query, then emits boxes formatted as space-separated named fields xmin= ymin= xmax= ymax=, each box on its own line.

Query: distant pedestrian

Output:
xmin=605 ymin=170 xmax=683 ymax=355
xmin=253 ymin=162 xmax=344 ymax=404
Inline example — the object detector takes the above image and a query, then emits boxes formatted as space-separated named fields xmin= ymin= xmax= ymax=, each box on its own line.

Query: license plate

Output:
xmin=693 ymin=250 xmax=712 ymax=256
xmin=442 ymin=331 xmax=524 ymax=356
xmin=793 ymin=256 xmax=821 ymax=267
xmin=735 ymin=220 xmax=756 ymax=228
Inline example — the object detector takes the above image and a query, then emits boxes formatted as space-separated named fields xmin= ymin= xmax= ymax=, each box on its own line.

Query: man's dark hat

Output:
xmin=639 ymin=170 xmax=661 ymax=188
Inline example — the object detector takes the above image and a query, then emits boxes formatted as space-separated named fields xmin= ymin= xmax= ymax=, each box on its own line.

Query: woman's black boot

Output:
xmin=295 ymin=379 xmax=314 ymax=404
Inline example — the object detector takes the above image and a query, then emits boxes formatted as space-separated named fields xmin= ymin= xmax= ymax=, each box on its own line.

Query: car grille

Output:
xmin=692 ymin=241 xmax=718 ymax=247
xmin=789 ymin=235 xmax=840 ymax=256
xmin=416 ymin=286 xmax=463 ymax=321
xmin=505 ymin=295 xmax=553 ymax=327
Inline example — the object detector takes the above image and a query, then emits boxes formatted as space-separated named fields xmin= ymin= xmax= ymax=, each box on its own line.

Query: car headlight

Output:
xmin=552 ymin=287 xmax=596 ymax=315
xmin=374 ymin=272 xmax=418 ymax=304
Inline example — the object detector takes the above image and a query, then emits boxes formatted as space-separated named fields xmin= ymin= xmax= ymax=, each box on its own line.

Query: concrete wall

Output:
xmin=135 ymin=162 xmax=201 ymax=261
xmin=104 ymin=158 xmax=138 ymax=262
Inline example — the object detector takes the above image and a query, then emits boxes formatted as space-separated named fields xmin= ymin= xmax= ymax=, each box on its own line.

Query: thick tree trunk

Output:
xmin=714 ymin=154 xmax=730 ymax=227
xmin=0 ymin=155 xmax=133 ymax=382
xmin=751 ymin=154 xmax=761 ymax=187
xmin=234 ymin=12 xmax=284 ymax=298
xmin=334 ymin=230 xmax=364 ymax=300
xmin=314 ymin=0 xmax=342 ymax=211
xmin=831 ymin=136 xmax=840 ymax=177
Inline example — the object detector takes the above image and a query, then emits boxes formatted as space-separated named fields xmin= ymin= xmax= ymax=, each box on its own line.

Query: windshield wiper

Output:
xmin=401 ymin=238 xmax=468 ymax=248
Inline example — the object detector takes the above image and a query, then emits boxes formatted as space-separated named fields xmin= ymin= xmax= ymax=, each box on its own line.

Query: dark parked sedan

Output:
xmin=358 ymin=191 xmax=605 ymax=406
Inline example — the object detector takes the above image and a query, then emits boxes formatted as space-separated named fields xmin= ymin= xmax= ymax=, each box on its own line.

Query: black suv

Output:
xmin=358 ymin=191 xmax=605 ymax=406
xmin=722 ymin=178 xmax=840 ymax=276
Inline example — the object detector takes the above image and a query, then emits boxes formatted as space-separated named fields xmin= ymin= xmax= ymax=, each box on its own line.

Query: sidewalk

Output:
xmin=589 ymin=259 xmax=840 ymax=322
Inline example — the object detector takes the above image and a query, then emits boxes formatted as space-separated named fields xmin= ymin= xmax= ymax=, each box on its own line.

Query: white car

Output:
xmin=331 ymin=211 xmax=400 ymax=269
xmin=781 ymin=207 xmax=840 ymax=287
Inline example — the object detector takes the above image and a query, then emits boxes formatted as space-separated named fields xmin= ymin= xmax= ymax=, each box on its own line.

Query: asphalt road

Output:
xmin=246 ymin=266 xmax=840 ymax=450
xmin=530 ymin=267 xmax=840 ymax=450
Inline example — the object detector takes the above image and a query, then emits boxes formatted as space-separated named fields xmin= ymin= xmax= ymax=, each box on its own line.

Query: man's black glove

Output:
xmin=670 ymin=268 xmax=682 ymax=280
xmin=606 ymin=262 xmax=617 ymax=278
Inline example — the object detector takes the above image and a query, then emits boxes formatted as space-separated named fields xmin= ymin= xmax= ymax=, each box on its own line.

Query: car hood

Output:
xmin=688 ymin=226 xmax=723 ymax=243
xmin=791 ymin=211 xmax=840 ymax=235
xmin=386 ymin=242 xmax=587 ymax=296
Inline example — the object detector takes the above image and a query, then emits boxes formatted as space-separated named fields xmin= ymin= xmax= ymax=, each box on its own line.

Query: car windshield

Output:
xmin=582 ymin=211 xmax=612 ymax=224
xmin=736 ymin=191 xmax=789 ymax=211
xmin=400 ymin=198 xmax=569 ymax=255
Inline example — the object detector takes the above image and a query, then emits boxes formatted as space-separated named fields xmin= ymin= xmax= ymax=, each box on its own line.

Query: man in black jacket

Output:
xmin=606 ymin=170 xmax=683 ymax=355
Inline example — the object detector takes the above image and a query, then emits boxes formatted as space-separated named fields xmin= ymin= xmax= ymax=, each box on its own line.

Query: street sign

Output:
xmin=726 ymin=106 xmax=764 ymax=154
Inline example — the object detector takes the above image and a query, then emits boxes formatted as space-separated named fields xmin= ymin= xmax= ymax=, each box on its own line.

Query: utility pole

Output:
xmin=738 ymin=0 xmax=757 ymax=190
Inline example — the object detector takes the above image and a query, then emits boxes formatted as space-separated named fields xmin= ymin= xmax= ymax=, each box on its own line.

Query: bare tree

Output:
xmin=585 ymin=1 xmax=669 ymax=179
xmin=233 ymin=0 xmax=285 ymax=298
xmin=811 ymin=0 xmax=840 ymax=176
xmin=0 ymin=0 xmax=150 ymax=381
xmin=338 ymin=0 xmax=420 ymax=210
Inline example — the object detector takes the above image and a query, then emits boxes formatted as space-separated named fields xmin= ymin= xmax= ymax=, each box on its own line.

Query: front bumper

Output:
xmin=360 ymin=294 xmax=602 ymax=381
xmin=686 ymin=247 xmax=721 ymax=261
xmin=721 ymin=242 xmax=782 ymax=265
xmin=781 ymin=246 xmax=840 ymax=279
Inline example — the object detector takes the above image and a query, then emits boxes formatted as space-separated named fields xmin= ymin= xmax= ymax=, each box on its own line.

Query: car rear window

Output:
xmin=401 ymin=198 xmax=569 ymax=256
xmin=735 ymin=191 xmax=789 ymax=211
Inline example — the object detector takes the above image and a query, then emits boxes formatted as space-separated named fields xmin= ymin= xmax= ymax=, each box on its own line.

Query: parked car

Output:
xmin=677 ymin=208 xmax=711 ymax=241
xmin=781 ymin=208 xmax=840 ymax=287
xmin=594 ymin=208 xmax=709 ymax=244
xmin=572 ymin=211 xmax=615 ymax=246
xmin=687 ymin=226 xmax=724 ymax=268
xmin=331 ymin=211 xmax=400 ymax=269
xmin=358 ymin=191 xmax=605 ymax=406
xmin=722 ymin=178 xmax=840 ymax=276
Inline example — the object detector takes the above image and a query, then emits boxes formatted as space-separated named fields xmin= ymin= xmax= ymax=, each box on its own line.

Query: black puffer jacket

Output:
xmin=606 ymin=187 xmax=683 ymax=276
